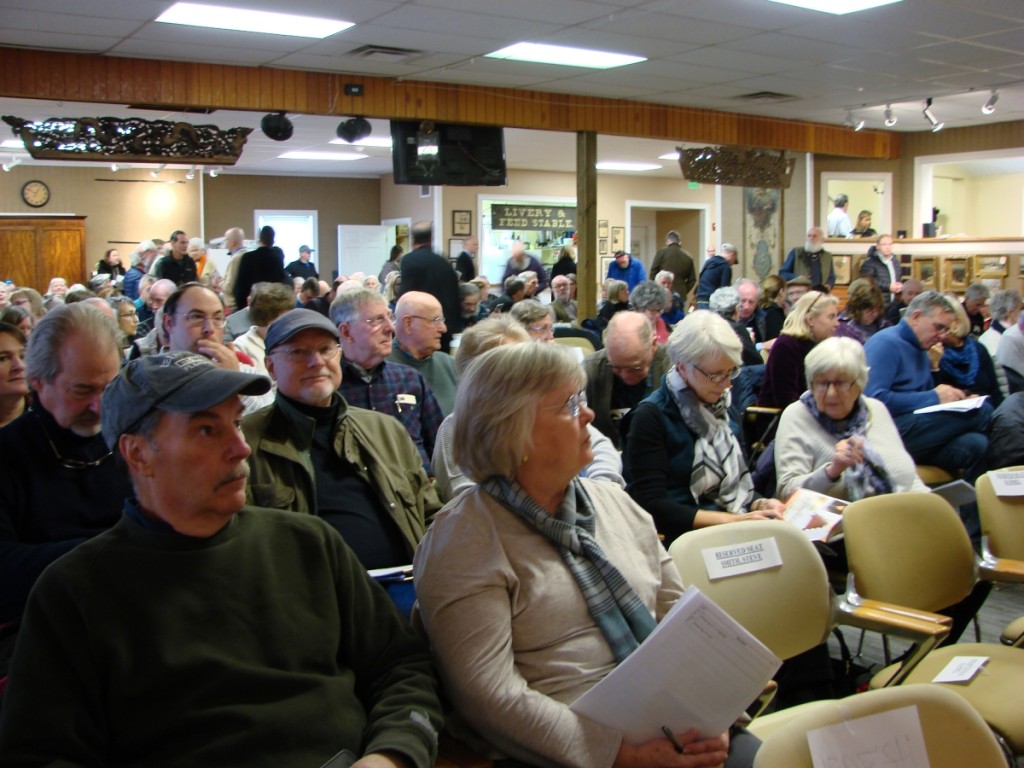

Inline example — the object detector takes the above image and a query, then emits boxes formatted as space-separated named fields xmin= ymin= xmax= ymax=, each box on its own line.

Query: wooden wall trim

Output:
xmin=0 ymin=47 xmax=898 ymax=160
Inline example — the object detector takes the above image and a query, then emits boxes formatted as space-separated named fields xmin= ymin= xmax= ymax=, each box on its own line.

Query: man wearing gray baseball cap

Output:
xmin=0 ymin=351 xmax=443 ymax=768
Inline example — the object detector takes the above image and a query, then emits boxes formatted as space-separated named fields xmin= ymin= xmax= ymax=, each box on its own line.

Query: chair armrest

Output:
xmin=745 ymin=406 xmax=782 ymax=416
xmin=846 ymin=597 xmax=952 ymax=626
xmin=979 ymin=556 xmax=1024 ymax=584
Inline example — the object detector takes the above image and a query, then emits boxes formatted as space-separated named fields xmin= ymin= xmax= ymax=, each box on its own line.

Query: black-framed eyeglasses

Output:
xmin=692 ymin=364 xmax=740 ymax=384
xmin=810 ymin=379 xmax=856 ymax=394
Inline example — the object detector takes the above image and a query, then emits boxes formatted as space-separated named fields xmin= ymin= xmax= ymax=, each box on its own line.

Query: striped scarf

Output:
xmin=482 ymin=476 xmax=656 ymax=663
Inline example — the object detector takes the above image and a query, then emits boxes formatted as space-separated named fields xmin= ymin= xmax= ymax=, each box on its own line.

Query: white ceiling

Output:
xmin=3 ymin=0 xmax=1024 ymax=179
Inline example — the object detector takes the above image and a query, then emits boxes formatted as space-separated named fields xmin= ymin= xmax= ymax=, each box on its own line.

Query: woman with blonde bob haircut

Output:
xmin=415 ymin=341 xmax=757 ymax=768
xmin=758 ymin=289 xmax=839 ymax=409
xmin=775 ymin=336 xmax=927 ymax=501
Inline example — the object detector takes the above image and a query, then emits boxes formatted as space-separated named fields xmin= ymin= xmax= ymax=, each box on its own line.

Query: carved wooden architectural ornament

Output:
xmin=679 ymin=145 xmax=795 ymax=189
xmin=2 ymin=115 xmax=251 ymax=165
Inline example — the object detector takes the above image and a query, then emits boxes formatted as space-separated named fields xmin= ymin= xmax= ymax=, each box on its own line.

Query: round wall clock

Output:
xmin=21 ymin=180 xmax=51 ymax=208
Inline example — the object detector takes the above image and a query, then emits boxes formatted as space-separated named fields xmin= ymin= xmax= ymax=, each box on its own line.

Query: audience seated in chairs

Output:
xmin=833 ymin=279 xmax=889 ymax=345
xmin=775 ymin=337 xmax=928 ymax=502
xmin=628 ymin=280 xmax=671 ymax=345
xmin=709 ymin=286 xmax=763 ymax=367
xmin=978 ymin=288 xmax=1021 ymax=361
xmin=415 ymin=341 xmax=760 ymax=768
xmin=864 ymin=290 xmax=992 ymax=540
xmin=757 ymin=290 xmax=839 ymax=411
xmin=654 ymin=270 xmax=685 ymax=328
xmin=623 ymin=310 xmax=785 ymax=545
xmin=582 ymin=310 xmax=671 ymax=450
xmin=996 ymin=307 xmax=1024 ymax=393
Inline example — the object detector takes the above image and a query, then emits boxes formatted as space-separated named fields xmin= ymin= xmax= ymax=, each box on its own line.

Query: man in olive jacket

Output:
xmin=243 ymin=309 xmax=441 ymax=568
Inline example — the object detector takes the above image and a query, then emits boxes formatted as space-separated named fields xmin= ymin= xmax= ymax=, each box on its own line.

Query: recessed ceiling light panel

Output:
xmin=486 ymin=42 xmax=645 ymax=69
xmin=767 ymin=0 xmax=901 ymax=15
xmin=330 ymin=137 xmax=393 ymax=148
xmin=596 ymin=161 xmax=662 ymax=172
xmin=278 ymin=151 xmax=367 ymax=161
xmin=156 ymin=2 xmax=354 ymax=39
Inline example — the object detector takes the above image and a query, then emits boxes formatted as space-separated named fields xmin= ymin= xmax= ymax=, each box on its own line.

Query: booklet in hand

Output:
xmin=783 ymin=488 xmax=847 ymax=543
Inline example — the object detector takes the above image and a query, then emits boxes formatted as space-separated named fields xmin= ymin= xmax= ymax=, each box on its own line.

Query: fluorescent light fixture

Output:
xmin=0 ymin=139 xmax=24 ymax=149
xmin=658 ymin=151 xmax=682 ymax=160
xmin=156 ymin=2 xmax=354 ymax=39
xmin=596 ymin=161 xmax=662 ymax=172
xmin=884 ymin=105 xmax=897 ymax=128
xmin=277 ymin=151 xmax=367 ymax=161
xmin=150 ymin=163 xmax=166 ymax=178
xmin=486 ymin=42 xmax=645 ymax=69
xmin=330 ymin=136 xmax=393 ymax=148
xmin=982 ymin=90 xmax=998 ymax=115
xmin=767 ymin=0 xmax=902 ymax=14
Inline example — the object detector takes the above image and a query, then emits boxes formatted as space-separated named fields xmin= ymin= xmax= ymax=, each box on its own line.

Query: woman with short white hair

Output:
xmin=624 ymin=311 xmax=784 ymax=544
xmin=775 ymin=336 xmax=927 ymax=501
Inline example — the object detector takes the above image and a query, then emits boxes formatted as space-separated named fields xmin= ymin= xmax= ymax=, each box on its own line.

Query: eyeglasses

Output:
xmin=269 ymin=343 xmax=342 ymax=364
xmin=610 ymin=363 xmax=648 ymax=374
xmin=362 ymin=312 xmax=394 ymax=329
xmin=692 ymin=364 xmax=740 ymax=384
xmin=175 ymin=310 xmax=226 ymax=328
xmin=528 ymin=323 xmax=554 ymax=335
xmin=32 ymin=409 xmax=113 ymax=469
xmin=410 ymin=315 xmax=446 ymax=327
xmin=811 ymin=379 xmax=856 ymax=394
xmin=119 ymin=311 xmax=138 ymax=319
xmin=546 ymin=390 xmax=588 ymax=418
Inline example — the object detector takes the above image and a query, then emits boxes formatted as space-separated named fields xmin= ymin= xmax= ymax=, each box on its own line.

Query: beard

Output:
xmin=805 ymin=240 xmax=823 ymax=254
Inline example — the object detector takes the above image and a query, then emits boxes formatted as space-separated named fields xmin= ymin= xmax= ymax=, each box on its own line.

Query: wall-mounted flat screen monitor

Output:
xmin=390 ymin=120 xmax=507 ymax=186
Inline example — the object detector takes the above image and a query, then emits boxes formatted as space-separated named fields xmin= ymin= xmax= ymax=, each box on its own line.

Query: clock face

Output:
xmin=21 ymin=180 xmax=50 ymax=208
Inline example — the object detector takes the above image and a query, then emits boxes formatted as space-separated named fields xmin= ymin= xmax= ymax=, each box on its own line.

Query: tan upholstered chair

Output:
xmin=752 ymin=684 xmax=1011 ymax=768
xmin=667 ymin=520 xmax=950 ymax=737
xmin=842 ymin=492 xmax=1024 ymax=756
xmin=976 ymin=468 xmax=1024 ymax=647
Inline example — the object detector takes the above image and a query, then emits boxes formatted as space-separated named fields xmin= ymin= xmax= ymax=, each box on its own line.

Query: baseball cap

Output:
xmin=101 ymin=351 xmax=270 ymax=449
xmin=264 ymin=308 xmax=339 ymax=352
xmin=299 ymin=245 xmax=315 ymax=253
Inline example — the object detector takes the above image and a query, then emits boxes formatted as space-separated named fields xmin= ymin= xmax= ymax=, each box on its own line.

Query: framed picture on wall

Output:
xmin=448 ymin=239 xmax=464 ymax=260
xmin=598 ymin=220 xmax=609 ymax=238
xmin=832 ymin=255 xmax=852 ymax=285
xmin=912 ymin=257 xmax=937 ymax=290
xmin=600 ymin=256 xmax=613 ymax=279
xmin=743 ymin=187 xmax=782 ymax=281
xmin=599 ymin=238 xmax=608 ymax=255
xmin=452 ymin=210 xmax=472 ymax=237
xmin=974 ymin=254 xmax=1008 ymax=277
xmin=942 ymin=256 xmax=970 ymax=292
xmin=611 ymin=227 xmax=625 ymax=252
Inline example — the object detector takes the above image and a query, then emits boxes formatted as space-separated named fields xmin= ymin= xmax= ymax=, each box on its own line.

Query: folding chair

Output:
xmin=976 ymin=468 xmax=1024 ymax=647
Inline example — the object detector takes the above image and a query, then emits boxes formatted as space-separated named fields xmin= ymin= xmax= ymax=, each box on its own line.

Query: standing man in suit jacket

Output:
xmin=398 ymin=221 xmax=462 ymax=353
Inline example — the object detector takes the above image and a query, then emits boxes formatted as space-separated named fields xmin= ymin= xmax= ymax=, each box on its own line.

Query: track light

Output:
xmin=843 ymin=111 xmax=865 ymax=131
xmin=336 ymin=116 xmax=372 ymax=144
xmin=261 ymin=111 xmax=294 ymax=141
xmin=150 ymin=163 xmax=166 ymax=178
xmin=185 ymin=165 xmax=196 ymax=180
xmin=884 ymin=105 xmax=897 ymax=128
xmin=110 ymin=163 xmax=120 ymax=172
xmin=923 ymin=98 xmax=943 ymax=132
xmin=982 ymin=90 xmax=998 ymax=115
xmin=209 ymin=167 xmax=221 ymax=178
xmin=2 ymin=156 xmax=21 ymax=172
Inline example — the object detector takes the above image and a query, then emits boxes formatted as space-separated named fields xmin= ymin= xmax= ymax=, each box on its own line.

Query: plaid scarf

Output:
xmin=798 ymin=390 xmax=893 ymax=500
xmin=482 ymin=476 xmax=656 ymax=663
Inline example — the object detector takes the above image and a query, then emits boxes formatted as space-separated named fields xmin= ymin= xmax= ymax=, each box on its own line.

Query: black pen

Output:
xmin=661 ymin=725 xmax=684 ymax=754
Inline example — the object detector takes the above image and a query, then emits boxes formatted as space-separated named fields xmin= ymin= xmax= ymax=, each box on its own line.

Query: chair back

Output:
xmin=842 ymin=493 xmax=975 ymax=612
xmin=977 ymin=467 xmax=1024 ymax=560
xmin=668 ymin=520 xmax=833 ymax=660
xmin=553 ymin=334 xmax=596 ymax=356
xmin=752 ymin=684 xmax=1009 ymax=768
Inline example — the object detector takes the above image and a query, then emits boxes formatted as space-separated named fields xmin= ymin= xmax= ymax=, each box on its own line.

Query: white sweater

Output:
xmin=775 ymin=396 xmax=928 ymax=501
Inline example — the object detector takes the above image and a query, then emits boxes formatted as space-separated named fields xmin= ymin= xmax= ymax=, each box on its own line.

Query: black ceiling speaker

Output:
xmin=261 ymin=112 xmax=293 ymax=141
xmin=336 ymin=116 xmax=372 ymax=143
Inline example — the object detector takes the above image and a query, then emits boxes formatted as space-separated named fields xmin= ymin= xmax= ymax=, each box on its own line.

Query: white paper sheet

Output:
xmin=932 ymin=655 xmax=988 ymax=683
xmin=988 ymin=470 xmax=1024 ymax=497
xmin=570 ymin=587 xmax=781 ymax=743
xmin=807 ymin=705 xmax=930 ymax=768
xmin=701 ymin=537 xmax=783 ymax=580
xmin=914 ymin=395 xmax=987 ymax=415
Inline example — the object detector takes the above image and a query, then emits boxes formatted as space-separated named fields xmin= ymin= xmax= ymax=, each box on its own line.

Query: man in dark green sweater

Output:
xmin=0 ymin=351 xmax=443 ymax=768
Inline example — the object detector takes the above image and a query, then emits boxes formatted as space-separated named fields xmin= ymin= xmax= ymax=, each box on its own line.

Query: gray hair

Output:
xmin=329 ymin=287 xmax=386 ymax=326
xmin=453 ymin=343 xmax=585 ymax=482
xmin=655 ymin=270 xmax=674 ymax=285
xmin=510 ymin=299 xmax=553 ymax=327
xmin=666 ymin=230 xmax=680 ymax=243
xmin=906 ymin=290 xmax=956 ymax=318
xmin=606 ymin=279 xmax=629 ymax=303
xmin=804 ymin=337 xmax=869 ymax=391
xmin=503 ymin=276 xmax=525 ymax=296
xmin=666 ymin=310 xmax=742 ymax=369
xmin=988 ymin=290 xmax=1022 ymax=322
xmin=834 ymin=193 xmax=849 ymax=208
xmin=26 ymin=302 xmax=121 ymax=383
xmin=709 ymin=286 xmax=741 ymax=318
xmin=454 ymin=315 xmax=529 ymax=375
xmin=459 ymin=282 xmax=481 ymax=299
xmin=734 ymin=277 xmax=760 ymax=295
xmin=964 ymin=282 xmax=991 ymax=303
xmin=629 ymin=280 xmax=668 ymax=313
xmin=518 ymin=270 xmax=537 ymax=282
xmin=720 ymin=243 xmax=737 ymax=256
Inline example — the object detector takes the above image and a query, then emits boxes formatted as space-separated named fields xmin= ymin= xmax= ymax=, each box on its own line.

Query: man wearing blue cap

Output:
xmin=0 ymin=351 xmax=443 ymax=768
xmin=243 ymin=309 xmax=441 ymax=569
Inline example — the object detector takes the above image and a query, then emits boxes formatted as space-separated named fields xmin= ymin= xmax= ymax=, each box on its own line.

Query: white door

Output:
xmin=337 ymin=225 xmax=391 ymax=280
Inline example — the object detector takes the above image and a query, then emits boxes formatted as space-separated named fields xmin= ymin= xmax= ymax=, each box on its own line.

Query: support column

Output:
xmin=576 ymin=130 xmax=597 ymax=319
